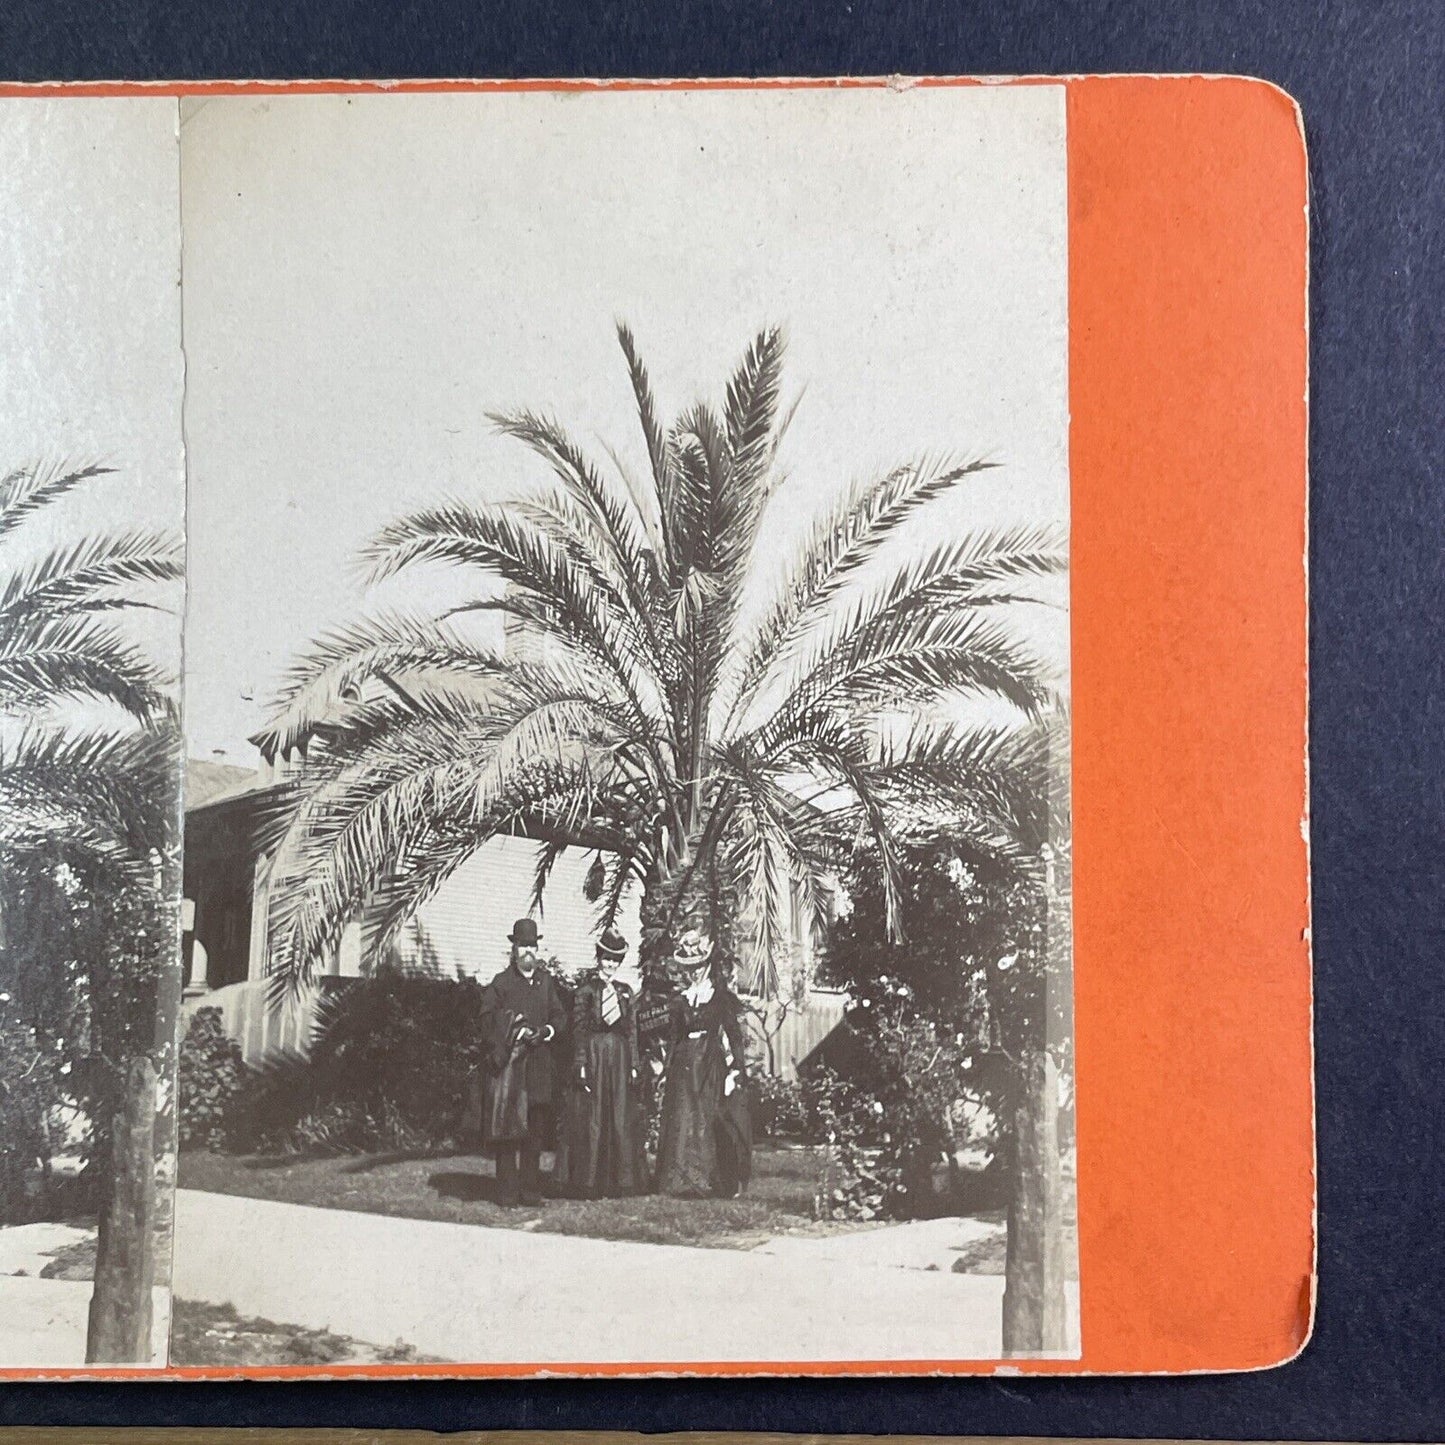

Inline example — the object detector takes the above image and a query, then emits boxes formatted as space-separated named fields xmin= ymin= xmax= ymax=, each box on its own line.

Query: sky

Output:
xmin=177 ymin=85 xmax=1069 ymax=765
xmin=0 ymin=98 xmax=186 ymax=702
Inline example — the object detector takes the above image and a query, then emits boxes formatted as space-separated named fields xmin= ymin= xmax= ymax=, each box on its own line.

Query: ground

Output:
xmin=172 ymin=1187 xmax=1052 ymax=1364
xmin=168 ymin=1143 xmax=1079 ymax=1364
xmin=177 ymin=1141 xmax=867 ymax=1249
xmin=2 ymin=1145 xmax=1077 ymax=1367
xmin=0 ymin=1216 xmax=432 ymax=1367
xmin=169 ymin=1300 xmax=438 ymax=1366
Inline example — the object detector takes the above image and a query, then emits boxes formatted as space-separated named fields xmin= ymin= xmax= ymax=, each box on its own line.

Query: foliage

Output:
xmin=176 ymin=1009 xmax=247 ymax=1152
xmin=252 ymin=327 xmax=1065 ymax=1003
xmin=0 ymin=839 xmax=179 ymax=1220
xmin=230 ymin=976 xmax=486 ymax=1154
xmin=803 ymin=839 xmax=1071 ymax=1219
xmin=801 ymin=1065 xmax=891 ymax=1220
xmin=0 ymin=462 xmax=182 ymax=874
xmin=749 ymin=1070 xmax=809 ymax=1141
xmin=0 ymin=461 xmax=183 ymax=1226
xmin=0 ymin=1010 xmax=68 ymax=1222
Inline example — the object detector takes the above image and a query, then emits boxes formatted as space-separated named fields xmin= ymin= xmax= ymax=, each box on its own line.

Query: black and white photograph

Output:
xmin=165 ymin=83 xmax=1078 ymax=1368
xmin=0 ymin=98 xmax=186 ymax=1367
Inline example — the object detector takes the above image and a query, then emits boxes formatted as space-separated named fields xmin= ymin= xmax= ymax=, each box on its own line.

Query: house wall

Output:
xmin=400 ymin=836 xmax=645 ymax=989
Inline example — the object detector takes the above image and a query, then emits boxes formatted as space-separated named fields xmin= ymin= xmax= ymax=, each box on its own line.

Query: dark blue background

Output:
xmin=0 ymin=1 xmax=1441 ymax=1436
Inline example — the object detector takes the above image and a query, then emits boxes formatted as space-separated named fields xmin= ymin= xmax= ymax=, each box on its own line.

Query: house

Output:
xmin=181 ymin=754 xmax=845 ymax=1074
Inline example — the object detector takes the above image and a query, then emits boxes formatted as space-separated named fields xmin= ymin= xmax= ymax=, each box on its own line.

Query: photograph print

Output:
xmin=172 ymin=83 xmax=1077 ymax=1368
xmin=0 ymin=98 xmax=186 ymax=1368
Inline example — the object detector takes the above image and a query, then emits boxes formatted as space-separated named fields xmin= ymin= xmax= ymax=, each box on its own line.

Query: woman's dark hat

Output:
xmin=509 ymin=918 xmax=541 ymax=948
xmin=596 ymin=928 xmax=629 ymax=961
xmin=672 ymin=927 xmax=714 ymax=967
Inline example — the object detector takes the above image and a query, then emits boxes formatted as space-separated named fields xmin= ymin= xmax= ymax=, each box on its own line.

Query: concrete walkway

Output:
xmin=0 ymin=1277 xmax=170 ymax=1368
xmin=175 ymin=1188 xmax=1030 ymax=1366
xmin=753 ymin=1214 xmax=1005 ymax=1272
xmin=0 ymin=1221 xmax=93 ymax=1277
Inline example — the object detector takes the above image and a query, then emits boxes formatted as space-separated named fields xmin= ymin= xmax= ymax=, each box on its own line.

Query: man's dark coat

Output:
xmin=479 ymin=962 xmax=568 ymax=1133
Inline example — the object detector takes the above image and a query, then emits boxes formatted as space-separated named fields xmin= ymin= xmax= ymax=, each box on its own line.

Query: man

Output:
xmin=479 ymin=918 xmax=567 ymax=1206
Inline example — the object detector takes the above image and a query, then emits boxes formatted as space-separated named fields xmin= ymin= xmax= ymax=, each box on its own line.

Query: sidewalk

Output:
xmin=175 ymin=1188 xmax=1029 ymax=1366
xmin=0 ymin=1277 xmax=170 ymax=1368
xmin=753 ymin=1214 xmax=1005 ymax=1271
xmin=0 ymin=1220 xmax=93 ymax=1277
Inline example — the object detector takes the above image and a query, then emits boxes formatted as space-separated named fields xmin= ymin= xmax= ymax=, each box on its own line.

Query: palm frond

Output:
xmin=0 ymin=613 xmax=173 ymax=720
xmin=0 ymin=463 xmax=113 ymax=542
xmin=840 ymin=716 xmax=1064 ymax=860
xmin=0 ymin=723 xmax=179 ymax=862
xmin=529 ymin=838 xmax=567 ymax=916
xmin=256 ymin=610 xmax=506 ymax=760
xmin=488 ymin=408 xmax=663 ymax=629
xmin=735 ymin=524 xmax=1066 ymax=733
xmin=732 ymin=803 xmax=792 ymax=996
xmin=263 ymin=690 xmax=647 ymax=992
xmin=724 ymin=454 xmax=997 ymax=726
xmin=754 ymin=608 xmax=1051 ymax=760
xmin=677 ymin=327 xmax=788 ymax=711
xmin=616 ymin=322 xmax=670 ymax=512
xmin=599 ymin=437 xmax=669 ymax=573
xmin=717 ymin=326 xmax=786 ymax=575
xmin=0 ymin=530 xmax=184 ymax=624
xmin=593 ymin=848 xmax=639 ymax=932
xmin=363 ymin=501 xmax=668 ymax=732
xmin=742 ymin=724 xmax=905 ymax=943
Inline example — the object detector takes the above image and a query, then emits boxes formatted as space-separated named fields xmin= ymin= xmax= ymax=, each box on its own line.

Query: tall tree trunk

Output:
xmin=1001 ymin=1046 xmax=1067 ymax=1355
xmin=86 ymin=1054 xmax=157 ymax=1364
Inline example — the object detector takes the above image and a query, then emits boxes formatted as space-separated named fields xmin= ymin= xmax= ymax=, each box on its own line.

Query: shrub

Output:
xmin=801 ymin=1066 xmax=890 ymax=1219
xmin=800 ymin=974 xmax=1000 ymax=1220
xmin=176 ymin=1008 xmax=247 ymax=1152
xmin=0 ymin=1013 xmax=59 ymax=1223
xmin=237 ymin=975 xmax=486 ymax=1155
xmin=807 ymin=840 xmax=1072 ymax=1221
xmin=751 ymin=1071 xmax=810 ymax=1141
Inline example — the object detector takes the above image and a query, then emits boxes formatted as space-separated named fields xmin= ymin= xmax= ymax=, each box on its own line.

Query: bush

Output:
xmin=807 ymin=840 xmax=1073 ymax=1221
xmin=800 ymin=974 xmax=1000 ymax=1220
xmin=801 ymin=1066 xmax=890 ymax=1219
xmin=0 ymin=1014 xmax=60 ymax=1223
xmin=751 ymin=1072 xmax=810 ymax=1141
xmin=177 ymin=1008 xmax=247 ymax=1152
xmin=237 ymin=975 xmax=486 ymax=1155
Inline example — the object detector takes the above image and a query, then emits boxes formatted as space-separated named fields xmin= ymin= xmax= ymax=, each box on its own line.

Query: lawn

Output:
xmin=178 ymin=1142 xmax=865 ymax=1250
xmin=170 ymin=1300 xmax=437 ymax=1366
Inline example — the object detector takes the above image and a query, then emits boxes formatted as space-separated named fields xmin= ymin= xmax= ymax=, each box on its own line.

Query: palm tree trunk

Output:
xmin=85 ymin=1053 xmax=157 ymax=1363
xmin=1001 ymin=1046 xmax=1067 ymax=1355
xmin=87 ymin=854 xmax=174 ymax=1366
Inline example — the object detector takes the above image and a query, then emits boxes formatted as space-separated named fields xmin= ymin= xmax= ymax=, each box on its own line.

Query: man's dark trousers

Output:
xmin=480 ymin=960 xmax=567 ymax=1206
xmin=494 ymin=1105 xmax=552 ymax=1205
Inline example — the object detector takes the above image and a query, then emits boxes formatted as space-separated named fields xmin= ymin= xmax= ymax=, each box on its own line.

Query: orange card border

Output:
xmin=0 ymin=73 xmax=1313 ymax=1381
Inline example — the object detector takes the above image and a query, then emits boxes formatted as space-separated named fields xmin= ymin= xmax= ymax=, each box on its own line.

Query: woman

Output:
xmin=556 ymin=927 xmax=648 ymax=1197
xmin=655 ymin=928 xmax=753 ymax=1199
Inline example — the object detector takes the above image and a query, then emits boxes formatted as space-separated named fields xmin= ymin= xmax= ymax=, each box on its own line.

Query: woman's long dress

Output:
xmin=556 ymin=975 xmax=648 ymax=1197
xmin=656 ymin=985 xmax=753 ymax=1198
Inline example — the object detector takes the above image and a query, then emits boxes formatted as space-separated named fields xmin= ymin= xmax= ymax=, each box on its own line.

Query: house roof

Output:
xmin=184 ymin=759 xmax=270 ymax=813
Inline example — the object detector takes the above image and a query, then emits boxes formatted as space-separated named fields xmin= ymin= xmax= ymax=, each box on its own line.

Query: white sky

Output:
xmin=0 ymin=98 xmax=185 ymax=701
xmin=178 ymin=86 xmax=1069 ymax=764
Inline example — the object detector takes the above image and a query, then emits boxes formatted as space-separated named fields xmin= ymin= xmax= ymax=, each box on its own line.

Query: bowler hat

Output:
xmin=509 ymin=918 xmax=541 ymax=948
xmin=596 ymin=927 xmax=629 ymax=961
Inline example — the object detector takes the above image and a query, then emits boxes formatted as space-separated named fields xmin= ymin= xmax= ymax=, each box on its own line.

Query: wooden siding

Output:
xmin=397 ymin=836 xmax=644 ymax=987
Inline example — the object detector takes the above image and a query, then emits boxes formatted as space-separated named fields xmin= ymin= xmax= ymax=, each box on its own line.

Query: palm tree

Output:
xmin=258 ymin=325 xmax=1071 ymax=1352
xmin=258 ymin=325 xmax=1066 ymax=993
xmin=0 ymin=461 xmax=183 ymax=1364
